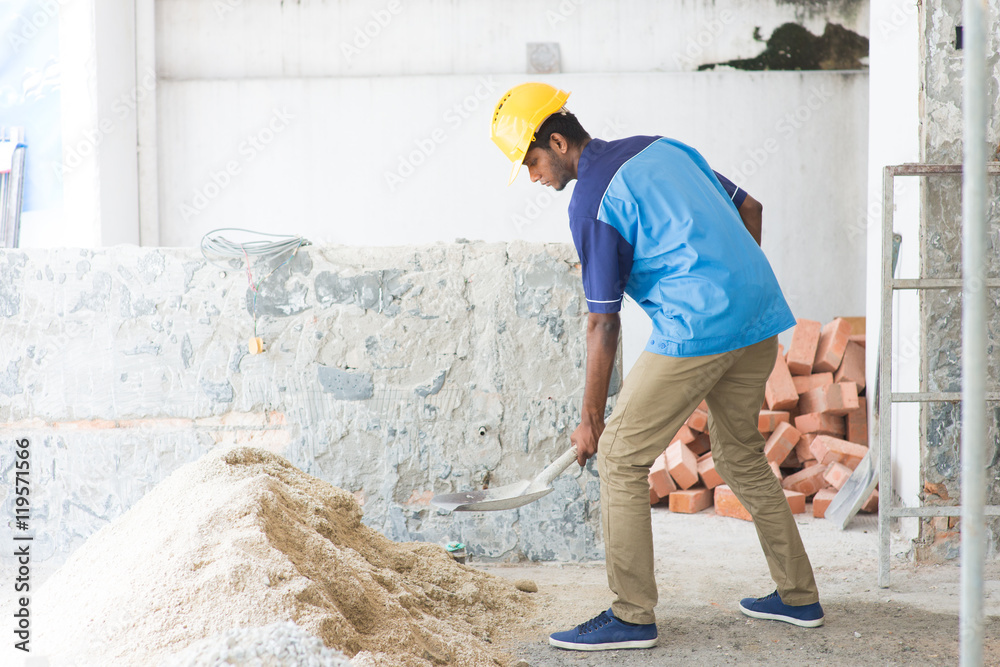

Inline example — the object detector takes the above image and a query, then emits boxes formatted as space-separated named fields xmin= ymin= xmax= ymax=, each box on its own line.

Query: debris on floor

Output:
xmin=648 ymin=317 xmax=874 ymax=519
xmin=35 ymin=447 xmax=530 ymax=667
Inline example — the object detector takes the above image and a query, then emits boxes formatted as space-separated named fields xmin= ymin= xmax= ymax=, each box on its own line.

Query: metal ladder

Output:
xmin=878 ymin=162 xmax=1000 ymax=587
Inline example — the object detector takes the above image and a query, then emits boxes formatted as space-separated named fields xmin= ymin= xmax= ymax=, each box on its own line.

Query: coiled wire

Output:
xmin=200 ymin=228 xmax=311 ymax=337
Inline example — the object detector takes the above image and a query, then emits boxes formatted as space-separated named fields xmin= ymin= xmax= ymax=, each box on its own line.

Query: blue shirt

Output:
xmin=569 ymin=136 xmax=795 ymax=357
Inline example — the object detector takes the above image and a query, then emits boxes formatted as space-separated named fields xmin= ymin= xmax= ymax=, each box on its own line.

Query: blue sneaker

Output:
xmin=548 ymin=608 xmax=657 ymax=651
xmin=739 ymin=590 xmax=825 ymax=627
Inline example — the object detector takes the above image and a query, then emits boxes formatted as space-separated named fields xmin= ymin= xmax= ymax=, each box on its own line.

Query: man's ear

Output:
xmin=548 ymin=133 xmax=570 ymax=155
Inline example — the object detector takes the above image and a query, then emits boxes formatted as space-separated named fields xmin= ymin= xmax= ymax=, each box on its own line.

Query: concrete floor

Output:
xmin=483 ymin=507 xmax=1000 ymax=666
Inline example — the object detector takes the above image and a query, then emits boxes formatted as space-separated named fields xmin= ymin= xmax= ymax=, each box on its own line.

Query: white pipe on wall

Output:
xmin=136 ymin=0 xmax=159 ymax=246
xmin=959 ymin=0 xmax=988 ymax=665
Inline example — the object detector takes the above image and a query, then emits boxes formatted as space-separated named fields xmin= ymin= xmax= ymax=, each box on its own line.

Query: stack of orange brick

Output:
xmin=647 ymin=317 xmax=877 ymax=521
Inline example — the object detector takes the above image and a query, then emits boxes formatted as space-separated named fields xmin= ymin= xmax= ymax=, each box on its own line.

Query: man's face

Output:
xmin=524 ymin=146 xmax=574 ymax=191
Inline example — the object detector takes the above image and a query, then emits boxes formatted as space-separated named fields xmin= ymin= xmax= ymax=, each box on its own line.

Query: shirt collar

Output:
xmin=577 ymin=138 xmax=607 ymax=180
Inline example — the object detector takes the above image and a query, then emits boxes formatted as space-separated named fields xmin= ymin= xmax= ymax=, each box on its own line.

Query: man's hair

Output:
xmin=528 ymin=109 xmax=590 ymax=153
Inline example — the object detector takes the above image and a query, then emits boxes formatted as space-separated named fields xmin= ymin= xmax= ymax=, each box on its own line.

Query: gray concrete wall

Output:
xmin=0 ymin=243 xmax=616 ymax=579
xmin=916 ymin=0 xmax=1000 ymax=560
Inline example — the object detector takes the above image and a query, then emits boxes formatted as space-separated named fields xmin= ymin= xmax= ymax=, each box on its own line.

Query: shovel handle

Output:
xmin=533 ymin=446 xmax=580 ymax=487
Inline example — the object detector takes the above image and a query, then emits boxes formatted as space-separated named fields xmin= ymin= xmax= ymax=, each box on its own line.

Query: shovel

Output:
xmin=431 ymin=446 xmax=579 ymax=512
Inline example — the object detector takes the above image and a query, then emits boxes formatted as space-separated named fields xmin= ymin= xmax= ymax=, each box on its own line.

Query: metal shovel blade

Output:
xmin=431 ymin=482 xmax=552 ymax=512
xmin=826 ymin=443 xmax=879 ymax=529
xmin=431 ymin=446 xmax=578 ymax=512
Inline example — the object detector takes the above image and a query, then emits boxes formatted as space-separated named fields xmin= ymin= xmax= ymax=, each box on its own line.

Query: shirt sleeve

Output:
xmin=713 ymin=170 xmax=748 ymax=209
xmin=569 ymin=217 xmax=634 ymax=314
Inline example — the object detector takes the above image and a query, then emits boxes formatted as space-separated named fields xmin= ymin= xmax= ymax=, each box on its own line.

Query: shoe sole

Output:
xmin=548 ymin=637 xmax=658 ymax=651
xmin=739 ymin=605 xmax=824 ymax=628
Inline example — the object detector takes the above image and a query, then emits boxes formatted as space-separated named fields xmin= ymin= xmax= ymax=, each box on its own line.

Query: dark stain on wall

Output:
xmin=699 ymin=22 xmax=868 ymax=71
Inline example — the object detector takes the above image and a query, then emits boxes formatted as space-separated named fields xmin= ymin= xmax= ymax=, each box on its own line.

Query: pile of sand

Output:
xmin=36 ymin=447 xmax=530 ymax=666
xmin=159 ymin=622 xmax=354 ymax=666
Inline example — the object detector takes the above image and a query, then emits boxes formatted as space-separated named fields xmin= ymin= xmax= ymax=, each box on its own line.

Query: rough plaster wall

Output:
xmin=917 ymin=0 xmax=1000 ymax=560
xmin=0 ymin=243 xmax=618 ymax=580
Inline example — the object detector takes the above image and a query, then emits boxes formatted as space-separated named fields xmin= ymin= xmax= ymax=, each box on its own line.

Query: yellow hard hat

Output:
xmin=491 ymin=82 xmax=571 ymax=185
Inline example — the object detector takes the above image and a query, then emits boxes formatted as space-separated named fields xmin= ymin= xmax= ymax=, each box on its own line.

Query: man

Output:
xmin=490 ymin=83 xmax=823 ymax=652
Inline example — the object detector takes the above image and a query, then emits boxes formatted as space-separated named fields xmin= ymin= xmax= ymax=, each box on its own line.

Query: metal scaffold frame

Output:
xmin=878 ymin=161 xmax=1000 ymax=663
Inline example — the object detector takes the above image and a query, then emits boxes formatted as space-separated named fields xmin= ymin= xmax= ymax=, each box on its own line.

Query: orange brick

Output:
xmin=688 ymin=432 xmax=712 ymax=457
xmin=794 ymin=412 xmax=846 ymax=437
xmin=793 ymin=372 xmax=834 ymax=395
xmin=714 ymin=484 xmax=804 ymax=519
xmin=841 ymin=316 xmax=865 ymax=335
xmin=648 ymin=452 xmax=677 ymax=499
xmin=782 ymin=447 xmax=801 ymax=468
xmin=765 ymin=353 xmax=799 ymax=410
xmin=796 ymin=387 xmax=825 ymax=415
xmin=812 ymin=487 xmax=838 ymax=518
xmin=798 ymin=382 xmax=859 ymax=416
xmin=785 ymin=490 xmax=807 ymax=515
xmin=786 ymin=319 xmax=822 ymax=376
xmin=650 ymin=486 xmax=661 ymax=505
xmin=758 ymin=410 xmax=790 ymax=432
xmin=696 ymin=453 xmax=724 ymax=489
xmin=826 ymin=381 xmax=859 ymax=414
xmin=666 ymin=440 xmax=699 ymax=490
xmin=848 ymin=333 xmax=866 ymax=348
xmin=769 ymin=460 xmax=783 ymax=480
xmin=685 ymin=408 xmax=709 ymax=433
xmin=669 ymin=486 xmax=714 ymax=513
xmin=698 ymin=399 xmax=709 ymax=412
xmin=846 ymin=398 xmax=868 ymax=446
xmin=795 ymin=433 xmax=818 ymax=462
xmin=834 ymin=340 xmax=866 ymax=391
xmin=808 ymin=435 xmax=868 ymax=469
xmin=714 ymin=485 xmax=753 ymax=521
xmin=764 ymin=422 xmax=801 ymax=465
xmin=823 ymin=461 xmax=854 ymax=489
xmin=782 ymin=464 xmax=829 ymax=497
xmin=672 ymin=425 xmax=698 ymax=445
xmin=861 ymin=488 xmax=879 ymax=513
xmin=813 ymin=318 xmax=853 ymax=372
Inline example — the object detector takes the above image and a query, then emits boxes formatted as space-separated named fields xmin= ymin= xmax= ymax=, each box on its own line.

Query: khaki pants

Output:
xmin=597 ymin=336 xmax=819 ymax=625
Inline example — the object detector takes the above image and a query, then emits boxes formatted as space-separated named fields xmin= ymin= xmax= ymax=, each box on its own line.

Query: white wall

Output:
xmin=156 ymin=71 xmax=869 ymax=371
xmin=155 ymin=0 xmax=869 ymax=78
xmin=151 ymin=0 xmax=870 ymax=372
xmin=866 ymin=0 xmax=921 ymax=541
xmin=93 ymin=0 xmax=139 ymax=245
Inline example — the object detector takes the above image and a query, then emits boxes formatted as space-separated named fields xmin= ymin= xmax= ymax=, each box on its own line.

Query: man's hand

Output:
xmin=573 ymin=312 xmax=621 ymax=466
xmin=571 ymin=418 xmax=606 ymax=466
